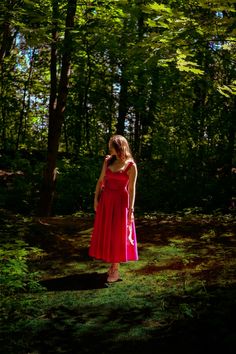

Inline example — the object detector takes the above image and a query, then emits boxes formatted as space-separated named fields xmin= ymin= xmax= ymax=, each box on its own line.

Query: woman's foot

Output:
xmin=107 ymin=268 xmax=119 ymax=283
xmin=107 ymin=265 xmax=114 ymax=275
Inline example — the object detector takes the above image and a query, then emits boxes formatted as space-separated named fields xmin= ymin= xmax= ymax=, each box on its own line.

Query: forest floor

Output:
xmin=0 ymin=210 xmax=236 ymax=354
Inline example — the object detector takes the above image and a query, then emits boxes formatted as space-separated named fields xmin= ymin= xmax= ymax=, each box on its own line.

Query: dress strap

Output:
xmin=124 ymin=161 xmax=134 ymax=173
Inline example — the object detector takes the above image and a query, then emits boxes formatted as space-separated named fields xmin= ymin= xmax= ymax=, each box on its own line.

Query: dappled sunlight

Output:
xmin=76 ymin=227 xmax=94 ymax=235
xmin=1 ymin=211 xmax=236 ymax=353
xmin=25 ymin=213 xmax=236 ymax=291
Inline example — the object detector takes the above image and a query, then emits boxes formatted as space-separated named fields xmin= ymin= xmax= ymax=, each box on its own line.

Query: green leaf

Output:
xmin=176 ymin=53 xmax=204 ymax=75
xmin=147 ymin=3 xmax=173 ymax=14
xmin=217 ymin=84 xmax=236 ymax=97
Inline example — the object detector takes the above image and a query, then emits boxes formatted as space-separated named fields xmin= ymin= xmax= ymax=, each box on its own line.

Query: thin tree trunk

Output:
xmin=63 ymin=119 xmax=69 ymax=154
xmin=16 ymin=48 xmax=35 ymax=150
xmin=84 ymin=41 xmax=92 ymax=153
xmin=133 ymin=5 xmax=145 ymax=156
xmin=134 ymin=110 xmax=141 ymax=156
xmin=147 ymin=66 xmax=159 ymax=158
xmin=25 ymin=49 xmax=35 ymax=138
xmin=223 ymin=102 xmax=236 ymax=208
xmin=49 ymin=0 xmax=59 ymax=119
xmin=108 ymin=78 xmax=114 ymax=137
xmin=0 ymin=2 xmax=15 ymax=150
xmin=39 ymin=0 xmax=77 ymax=216
xmin=0 ymin=57 xmax=6 ymax=150
xmin=0 ymin=0 xmax=18 ymax=66
xmin=0 ymin=96 xmax=6 ymax=151
xmin=116 ymin=68 xmax=128 ymax=135
xmin=0 ymin=21 xmax=11 ymax=66
xmin=75 ymin=91 xmax=83 ymax=155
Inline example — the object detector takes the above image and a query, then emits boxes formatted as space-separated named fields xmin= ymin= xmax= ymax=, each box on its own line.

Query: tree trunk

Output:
xmin=116 ymin=68 xmax=128 ymax=135
xmin=222 ymin=101 xmax=236 ymax=208
xmin=0 ymin=0 xmax=18 ymax=66
xmin=39 ymin=0 xmax=77 ymax=216
xmin=0 ymin=21 xmax=11 ymax=66
xmin=133 ymin=4 xmax=145 ymax=156
xmin=147 ymin=66 xmax=159 ymax=158
xmin=134 ymin=110 xmax=141 ymax=156
xmin=0 ymin=97 xmax=6 ymax=151
xmin=16 ymin=48 xmax=35 ymax=151
xmin=84 ymin=40 xmax=92 ymax=153
xmin=63 ymin=119 xmax=69 ymax=154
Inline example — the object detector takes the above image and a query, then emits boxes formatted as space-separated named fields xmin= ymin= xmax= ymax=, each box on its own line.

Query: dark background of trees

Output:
xmin=0 ymin=0 xmax=235 ymax=216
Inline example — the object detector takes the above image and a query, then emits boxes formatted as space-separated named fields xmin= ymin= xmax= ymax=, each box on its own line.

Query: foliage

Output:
xmin=0 ymin=211 xmax=44 ymax=295
xmin=0 ymin=240 xmax=43 ymax=295
xmin=0 ymin=0 xmax=235 ymax=214
xmin=53 ymin=156 xmax=102 ymax=214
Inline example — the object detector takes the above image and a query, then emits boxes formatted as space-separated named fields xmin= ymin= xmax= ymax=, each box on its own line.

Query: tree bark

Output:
xmin=84 ymin=40 xmax=92 ymax=153
xmin=39 ymin=0 xmax=77 ymax=216
xmin=0 ymin=21 xmax=11 ymax=66
xmin=116 ymin=67 xmax=128 ymax=135
xmin=0 ymin=0 xmax=18 ymax=66
xmin=222 ymin=101 xmax=236 ymax=208
xmin=16 ymin=48 xmax=35 ymax=151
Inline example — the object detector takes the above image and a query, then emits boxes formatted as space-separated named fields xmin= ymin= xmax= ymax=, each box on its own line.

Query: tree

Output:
xmin=39 ymin=0 xmax=77 ymax=216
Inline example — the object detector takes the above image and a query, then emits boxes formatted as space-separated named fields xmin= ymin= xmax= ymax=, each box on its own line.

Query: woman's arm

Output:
xmin=127 ymin=163 xmax=138 ymax=224
xmin=94 ymin=155 xmax=110 ymax=211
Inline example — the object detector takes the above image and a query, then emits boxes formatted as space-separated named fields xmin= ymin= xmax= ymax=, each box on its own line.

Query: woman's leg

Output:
xmin=107 ymin=263 xmax=120 ymax=282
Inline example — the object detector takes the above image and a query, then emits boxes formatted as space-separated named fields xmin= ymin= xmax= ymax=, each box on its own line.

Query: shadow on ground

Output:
xmin=40 ymin=272 xmax=110 ymax=291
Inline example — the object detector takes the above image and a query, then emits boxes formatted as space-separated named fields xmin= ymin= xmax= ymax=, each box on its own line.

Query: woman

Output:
xmin=89 ymin=135 xmax=138 ymax=282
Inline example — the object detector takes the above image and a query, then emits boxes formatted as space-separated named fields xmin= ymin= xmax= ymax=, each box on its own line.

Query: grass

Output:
xmin=0 ymin=210 xmax=236 ymax=353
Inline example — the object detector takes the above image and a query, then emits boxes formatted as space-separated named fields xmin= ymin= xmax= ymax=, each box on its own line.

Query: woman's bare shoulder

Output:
xmin=127 ymin=160 xmax=137 ymax=175
xmin=126 ymin=158 xmax=135 ymax=163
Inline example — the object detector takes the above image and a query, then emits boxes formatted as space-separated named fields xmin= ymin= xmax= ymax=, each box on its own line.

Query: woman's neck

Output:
xmin=116 ymin=157 xmax=126 ymax=163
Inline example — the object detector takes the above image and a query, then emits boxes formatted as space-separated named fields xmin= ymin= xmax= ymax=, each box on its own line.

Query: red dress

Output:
xmin=89 ymin=160 xmax=138 ymax=263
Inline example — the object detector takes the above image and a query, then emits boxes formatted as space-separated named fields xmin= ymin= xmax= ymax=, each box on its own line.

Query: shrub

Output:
xmin=0 ymin=240 xmax=44 ymax=295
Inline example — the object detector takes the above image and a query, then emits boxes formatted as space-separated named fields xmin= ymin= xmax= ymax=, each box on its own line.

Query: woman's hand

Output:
xmin=94 ymin=198 xmax=98 ymax=212
xmin=128 ymin=209 xmax=134 ymax=245
xmin=128 ymin=223 xmax=134 ymax=245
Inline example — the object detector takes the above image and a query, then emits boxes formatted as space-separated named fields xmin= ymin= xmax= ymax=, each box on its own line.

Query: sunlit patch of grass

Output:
xmin=66 ymin=262 xmax=90 ymax=272
xmin=140 ymin=243 xmax=186 ymax=261
xmin=200 ymin=229 xmax=216 ymax=240
xmin=76 ymin=227 xmax=94 ymax=235
xmin=168 ymin=236 xmax=196 ymax=244
xmin=219 ymin=231 xmax=235 ymax=238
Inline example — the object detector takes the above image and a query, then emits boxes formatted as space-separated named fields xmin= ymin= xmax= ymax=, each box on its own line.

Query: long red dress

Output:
xmin=89 ymin=160 xmax=138 ymax=263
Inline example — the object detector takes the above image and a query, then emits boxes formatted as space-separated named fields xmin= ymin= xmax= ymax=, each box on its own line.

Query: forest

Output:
xmin=0 ymin=1 xmax=236 ymax=353
xmin=0 ymin=0 xmax=235 ymax=215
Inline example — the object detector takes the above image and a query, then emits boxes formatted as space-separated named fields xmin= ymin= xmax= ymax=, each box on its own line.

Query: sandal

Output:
xmin=107 ymin=269 xmax=119 ymax=283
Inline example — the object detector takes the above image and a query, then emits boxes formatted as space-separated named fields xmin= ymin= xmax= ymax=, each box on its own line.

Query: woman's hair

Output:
xmin=108 ymin=135 xmax=133 ymax=164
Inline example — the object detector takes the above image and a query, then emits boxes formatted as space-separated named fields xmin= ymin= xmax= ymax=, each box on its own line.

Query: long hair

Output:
xmin=108 ymin=135 xmax=133 ymax=165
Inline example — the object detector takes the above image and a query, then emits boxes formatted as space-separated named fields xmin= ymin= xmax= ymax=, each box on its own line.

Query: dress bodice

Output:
xmin=104 ymin=162 xmax=133 ymax=191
